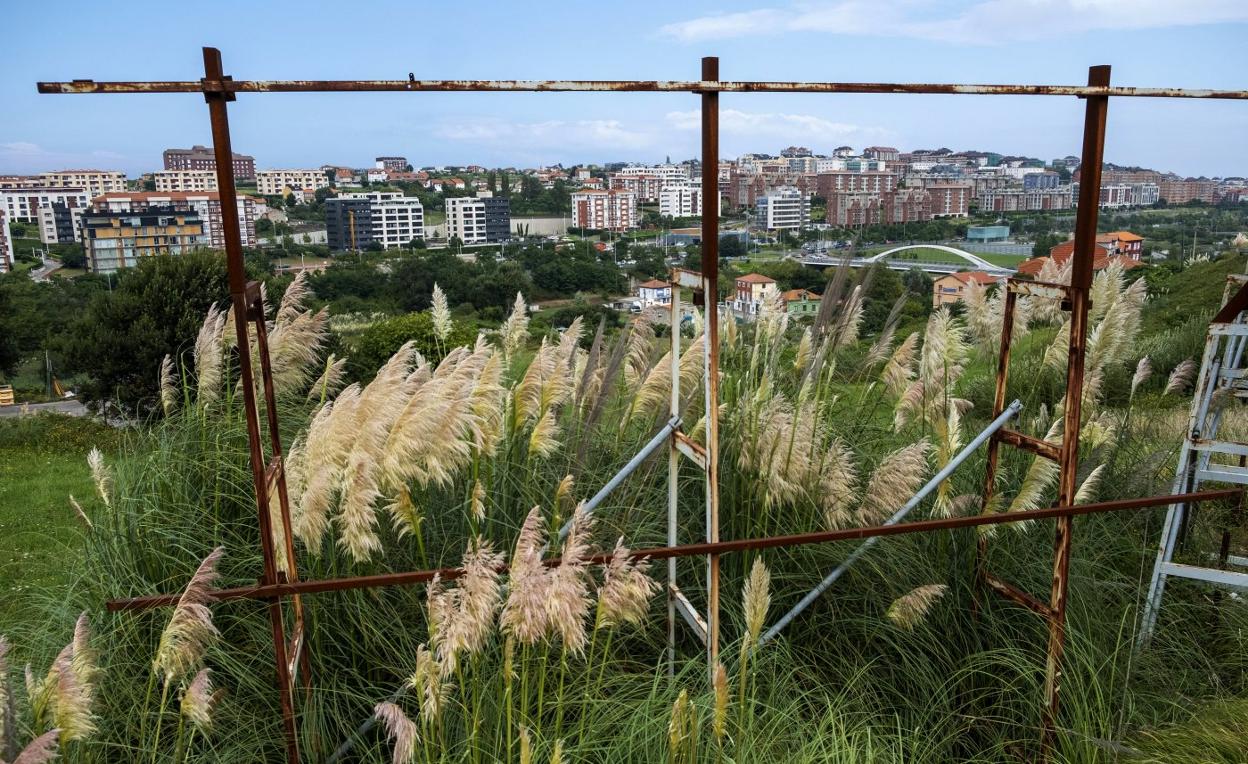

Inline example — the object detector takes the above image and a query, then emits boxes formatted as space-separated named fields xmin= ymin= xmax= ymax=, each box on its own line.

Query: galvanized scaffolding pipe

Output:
xmin=759 ymin=399 xmax=1024 ymax=645
xmin=555 ymin=416 xmax=682 ymax=541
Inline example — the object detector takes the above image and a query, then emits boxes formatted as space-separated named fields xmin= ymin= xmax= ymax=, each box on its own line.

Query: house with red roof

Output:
xmin=782 ymin=288 xmax=821 ymax=316
xmin=732 ymin=273 xmax=778 ymax=317
xmin=932 ymin=271 xmax=1002 ymax=307
xmin=637 ymin=278 xmax=672 ymax=308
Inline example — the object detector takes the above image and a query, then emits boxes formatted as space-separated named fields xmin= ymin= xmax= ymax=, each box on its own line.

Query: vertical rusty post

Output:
xmin=974 ymin=288 xmax=1017 ymax=602
xmin=667 ymin=275 xmax=681 ymax=674
xmin=202 ymin=46 xmax=301 ymax=764
xmin=700 ymin=55 xmax=721 ymax=675
xmin=1042 ymin=63 xmax=1110 ymax=755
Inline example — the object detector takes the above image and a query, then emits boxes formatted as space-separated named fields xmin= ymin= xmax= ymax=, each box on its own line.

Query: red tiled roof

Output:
xmin=638 ymin=279 xmax=670 ymax=289
xmin=949 ymin=271 xmax=1001 ymax=286
xmin=781 ymin=288 xmax=820 ymax=301
xmin=1018 ymin=253 xmax=1146 ymax=277
xmin=737 ymin=273 xmax=776 ymax=283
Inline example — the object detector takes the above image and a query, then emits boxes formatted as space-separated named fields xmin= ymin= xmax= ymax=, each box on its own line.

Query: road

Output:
xmin=0 ymin=399 xmax=88 ymax=418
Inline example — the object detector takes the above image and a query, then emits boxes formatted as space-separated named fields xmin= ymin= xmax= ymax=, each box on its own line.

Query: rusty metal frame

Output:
xmin=38 ymin=50 xmax=1248 ymax=763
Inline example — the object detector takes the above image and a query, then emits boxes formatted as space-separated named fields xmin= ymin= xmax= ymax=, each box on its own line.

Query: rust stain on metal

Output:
xmin=1007 ymin=280 xmax=1069 ymax=301
xmin=37 ymin=79 xmax=1248 ymax=99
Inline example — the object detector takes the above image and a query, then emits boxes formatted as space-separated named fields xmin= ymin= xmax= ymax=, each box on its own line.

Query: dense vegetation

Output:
xmin=2 ymin=245 xmax=1247 ymax=761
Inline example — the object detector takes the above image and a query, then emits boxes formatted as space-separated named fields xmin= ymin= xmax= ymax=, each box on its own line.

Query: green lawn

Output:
xmin=0 ymin=415 xmax=118 ymax=627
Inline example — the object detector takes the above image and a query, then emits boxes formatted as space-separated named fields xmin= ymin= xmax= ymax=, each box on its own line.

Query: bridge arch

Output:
xmin=864 ymin=244 xmax=1004 ymax=273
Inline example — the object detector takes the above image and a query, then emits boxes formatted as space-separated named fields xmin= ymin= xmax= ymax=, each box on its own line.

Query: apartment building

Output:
xmin=926 ymin=184 xmax=972 ymax=217
xmin=863 ymin=146 xmax=901 ymax=162
xmin=1157 ymin=177 xmax=1217 ymax=204
xmin=978 ymin=187 xmax=1072 ymax=212
xmin=571 ymin=189 xmax=638 ymax=231
xmin=445 ymin=195 xmax=511 ymax=244
xmin=325 ymin=192 xmax=424 ymax=250
xmin=814 ymin=171 xmax=898 ymax=197
xmin=92 ymin=192 xmax=259 ymax=249
xmin=164 ymin=145 xmax=256 ymax=180
xmin=658 ymin=184 xmax=706 ymax=218
xmin=375 ymin=156 xmax=408 ymax=172
xmin=0 ymin=188 xmax=89 ymax=222
xmin=39 ymin=170 xmax=126 ymax=198
xmin=0 ymin=209 xmax=11 ymax=274
xmin=256 ymin=169 xmax=332 ymax=197
xmin=0 ymin=176 xmax=38 ymax=189
xmin=755 ymin=188 xmax=811 ymax=231
xmin=81 ymin=207 xmax=205 ymax=274
xmin=615 ymin=164 xmax=689 ymax=185
xmin=38 ymin=204 xmax=85 ymax=244
xmin=826 ymin=192 xmax=883 ymax=227
xmin=1023 ymin=171 xmax=1061 ymax=190
xmin=153 ymin=170 xmax=219 ymax=193
xmin=609 ymin=173 xmax=665 ymax=202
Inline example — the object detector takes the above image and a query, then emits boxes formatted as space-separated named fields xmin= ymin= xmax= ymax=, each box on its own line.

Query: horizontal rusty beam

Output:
xmin=37 ymin=79 xmax=1248 ymax=99
xmin=106 ymin=488 xmax=1240 ymax=612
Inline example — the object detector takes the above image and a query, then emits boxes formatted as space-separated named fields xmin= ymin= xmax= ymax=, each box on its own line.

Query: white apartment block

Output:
xmin=153 ymin=170 xmax=219 ymax=193
xmin=445 ymin=195 xmax=509 ymax=245
xmin=256 ymin=169 xmax=332 ymax=197
xmin=658 ymin=184 xmax=708 ymax=218
xmin=0 ymin=188 xmax=90 ymax=222
xmin=38 ymin=170 xmax=127 ymax=198
xmin=610 ymin=173 xmax=664 ymax=202
xmin=615 ymin=164 xmax=690 ymax=185
xmin=332 ymin=192 xmax=425 ymax=249
xmin=92 ymin=192 xmax=259 ymax=249
xmin=755 ymin=187 xmax=811 ymax=230
xmin=38 ymin=204 xmax=85 ymax=244
xmin=571 ymin=189 xmax=638 ymax=231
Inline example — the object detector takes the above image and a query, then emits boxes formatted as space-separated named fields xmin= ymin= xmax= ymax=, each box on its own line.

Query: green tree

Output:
xmin=60 ymin=252 xmax=230 ymax=416
xmin=349 ymin=311 xmax=476 ymax=380
xmin=719 ymin=235 xmax=746 ymax=259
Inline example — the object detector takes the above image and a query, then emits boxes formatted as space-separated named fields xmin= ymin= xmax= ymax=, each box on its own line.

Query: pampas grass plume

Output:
xmin=153 ymin=547 xmax=224 ymax=687
xmin=86 ymin=448 xmax=111 ymax=508
xmin=374 ymin=701 xmax=419 ymax=764
xmin=180 ymin=668 xmax=219 ymax=735
xmin=886 ymin=584 xmax=948 ymax=630
xmin=743 ymin=558 xmax=771 ymax=651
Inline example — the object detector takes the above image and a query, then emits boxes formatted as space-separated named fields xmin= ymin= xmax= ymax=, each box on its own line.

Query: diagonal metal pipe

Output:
xmin=759 ymin=399 xmax=1024 ymax=646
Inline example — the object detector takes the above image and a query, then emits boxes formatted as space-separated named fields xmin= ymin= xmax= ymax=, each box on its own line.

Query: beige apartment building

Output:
xmin=38 ymin=170 xmax=127 ymax=198
xmin=153 ymin=170 xmax=219 ymax=193
xmin=256 ymin=169 xmax=332 ymax=197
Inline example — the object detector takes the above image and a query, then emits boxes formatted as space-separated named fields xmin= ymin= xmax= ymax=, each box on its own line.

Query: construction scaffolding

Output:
xmin=38 ymin=49 xmax=1248 ymax=763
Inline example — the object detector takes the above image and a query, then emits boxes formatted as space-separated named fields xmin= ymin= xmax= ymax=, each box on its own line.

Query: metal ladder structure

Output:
xmin=1139 ymin=274 xmax=1248 ymax=647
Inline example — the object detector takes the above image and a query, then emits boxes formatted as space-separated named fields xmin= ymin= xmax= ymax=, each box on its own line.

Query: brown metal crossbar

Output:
xmin=38 ymin=48 xmax=1248 ymax=763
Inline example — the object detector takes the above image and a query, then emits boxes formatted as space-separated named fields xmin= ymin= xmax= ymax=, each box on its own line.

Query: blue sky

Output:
xmin=3 ymin=1 xmax=1246 ymax=177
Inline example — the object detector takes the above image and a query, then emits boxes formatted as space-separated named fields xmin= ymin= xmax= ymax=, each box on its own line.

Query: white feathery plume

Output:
xmin=886 ymin=584 xmax=948 ymax=630
xmin=408 ymin=645 xmax=449 ymax=723
xmin=1130 ymin=356 xmax=1152 ymax=399
xmin=10 ymin=729 xmax=60 ymax=764
xmin=858 ymin=441 xmax=931 ymax=526
xmin=1165 ymin=358 xmax=1196 ymax=396
xmin=180 ymin=668 xmax=220 ymax=735
xmin=306 ymin=353 xmax=348 ymax=402
xmin=86 ymin=448 xmax=111 ymax=508
xmin=501 ymin=292 xmax=530 ymax=361
xmin=68 ymin=495 xmax=92 ymax=531
xmin=546 ymin=504 xmax=595 ymax=655
xmin=500 ymin=507 xmax=551 ymax=645
xmin=374 ymin=701 xmax=419 ymax=764
xmin=1075 ymin=465 xmax=1107 ymax=504
xmin=159 ymin=354 xmax=178 ymax=416
xmin=430 ymin=282 xmax=452 ymax=344
xmin=153 ymin=547 xmax=224 ymax=687
xmin=881 ymin=332 xmax=919 ymax=398
xmin=193 ymin=303 xmax=227 ymax=407
xmin=793 ymin=327 xmax=814 ymax=374
xmin=819 ymin=439 xmax=858 ymax=530
xmin=595 ymin=538 xmax=659 ymax=629
xmin=742 ymin=558 xmax=771 ymax=651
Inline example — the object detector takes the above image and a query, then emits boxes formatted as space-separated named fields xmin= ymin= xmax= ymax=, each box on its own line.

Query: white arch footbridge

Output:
xmin=799 ymin=244 xmax=1015 ymax=277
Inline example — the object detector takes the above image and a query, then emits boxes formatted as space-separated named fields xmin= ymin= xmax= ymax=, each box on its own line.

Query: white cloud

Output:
xmin=659 ymin=0 xmax=1248 ymax=44
xmin=434 ymin=118 xmax=658 ymax=152
xmin=0 ymin=141 xmax=134 ymax=173
xmin=666 ymin=108 xmax=892 ymax=144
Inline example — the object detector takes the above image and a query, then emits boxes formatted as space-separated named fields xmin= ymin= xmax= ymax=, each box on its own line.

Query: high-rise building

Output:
xmin=256 ymin=170 xmax=332 ymax=197
xmin=163 ymin=145 xmax=256 ymax=180
xmin=571 ymin=189 xmax=638 ymax=231
xmin=445 ymin=195 xmax=511 ymax=244
xmin=153 ymin=170 xmax=219 ymax=193
xmin=38 ymin=170 xmax=126 ymax=198
xmin=926 ymin=184 xmax=972 ymax=218
xmin=755 ymin=187 xmax=811 ymax=230
xmin=814 ymin=171 xmax=898 ymax=197
xmin=658 ymin=184 xmax=708 ymax=218
xmin=325 ymin=192 xmax=424 ymax=250
xmin=82 ymin=207 xmax=205 ymax=274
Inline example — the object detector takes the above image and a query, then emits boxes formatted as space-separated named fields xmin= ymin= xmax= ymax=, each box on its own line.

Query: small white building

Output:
xmin=637 ymin=278 xmax=672 ymax=307
xmin=152 ymin=170 xmax=218 ymax=193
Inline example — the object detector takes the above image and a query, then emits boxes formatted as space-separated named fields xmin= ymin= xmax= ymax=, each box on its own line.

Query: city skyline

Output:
xmin=4 ymin=1 xmax=1247 ymax=177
